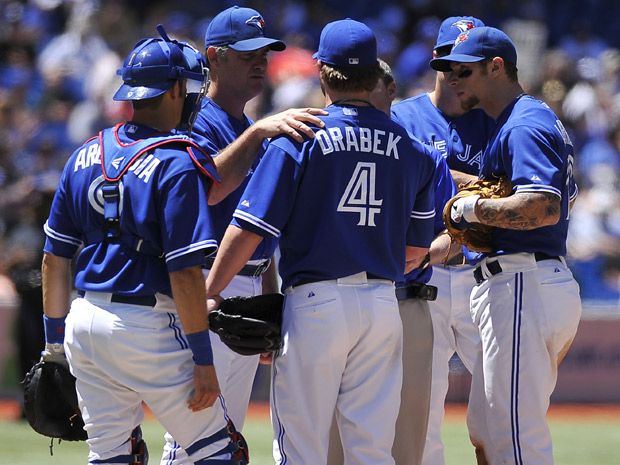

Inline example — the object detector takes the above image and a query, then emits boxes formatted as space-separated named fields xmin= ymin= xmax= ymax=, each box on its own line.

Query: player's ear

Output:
xmin=206 ymin=47 xmax=219 ymax=65
xmin=164 ymin=81 xmax=185 ymax=104
xmin=490 ymin=57 xmax=503 ymax=75
xmin=166 ymin=80 xmax=184 ymax=99
xmin=387 ymin=80 xmax=397 ymax=103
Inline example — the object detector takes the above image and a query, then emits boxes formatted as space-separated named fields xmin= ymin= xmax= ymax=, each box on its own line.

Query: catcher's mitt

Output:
xmin=208 ymin=293 xmax=284 ymax=356
xmin=443 ymin=177 xmax=512 ymax=253
xmin=22 ymin=360 xmax=87 ymax=441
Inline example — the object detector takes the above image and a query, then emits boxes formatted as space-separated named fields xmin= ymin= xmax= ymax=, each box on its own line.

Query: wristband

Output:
xmin=43 ymin=315 xmax=66 ymax=344
xmin=186 ymin=330 xmax=214 ymax=366
xmin=461 ymin=195 xmax=480 ymax=223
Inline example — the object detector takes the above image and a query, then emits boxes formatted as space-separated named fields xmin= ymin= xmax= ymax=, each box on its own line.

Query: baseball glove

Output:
xmin=442 ymin=177 xmax=512 ymax=253
xmin=208 ymin=293 xmax=284 ymax=356
xmin=22 ymin=360 xmax=87 ymax=441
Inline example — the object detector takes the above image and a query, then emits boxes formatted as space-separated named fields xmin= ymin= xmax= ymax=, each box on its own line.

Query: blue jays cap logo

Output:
xmin=452 ymin=20 xmax=476 ymax=33
xmin=246 ymin=15 xmax=265 ymax=31
xmin=454 ymin=31 xmax=470 ymax=47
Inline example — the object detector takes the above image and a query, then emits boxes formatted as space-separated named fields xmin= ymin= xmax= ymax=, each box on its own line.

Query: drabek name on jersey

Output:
xmin=316 ymin=126 xmax=401 ymax=158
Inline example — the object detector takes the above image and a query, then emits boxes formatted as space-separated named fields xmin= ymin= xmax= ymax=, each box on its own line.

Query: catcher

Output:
xmin=443 ymin=177 xmax=512 ymax=253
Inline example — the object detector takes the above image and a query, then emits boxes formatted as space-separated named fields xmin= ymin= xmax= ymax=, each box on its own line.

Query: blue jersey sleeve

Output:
xmin=231 ymin=141 xmax=301 ymax=238
xmin=160 ymin=167 xmax=216 ymax=272
xmin=43 ymin=157 xmax=84 ymax=258
xmin=505 ymin=125 xmax=564 ymax=197
xmin=432 ymin=151 xmax=456 ymax=235
xmin=402 ymin=148 xmax=453 ymax=284
xmin=406 ymin=147 xmax=436 ymax=247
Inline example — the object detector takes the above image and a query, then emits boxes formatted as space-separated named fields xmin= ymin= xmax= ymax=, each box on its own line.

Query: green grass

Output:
xmin=441 ymin=416 xmax=620 ymax=465
xmin=2 ymin=413 xmax=619 ymax=464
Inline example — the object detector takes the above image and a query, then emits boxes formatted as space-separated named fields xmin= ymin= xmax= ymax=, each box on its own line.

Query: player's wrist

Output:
xmin=41 ymin=341 xmax=67 ymax=366
xmin=44 ymin=342 xmax=65 ymax=354
xmin=186 ymin=329 xmax=214 ymax=366
xmin=247 ymin=121 xmax=269 ymax=141
xmin=459 ymin=195 xmax=481 ymax=223
xmin=43 ymin=314 xmax=66 ymax=345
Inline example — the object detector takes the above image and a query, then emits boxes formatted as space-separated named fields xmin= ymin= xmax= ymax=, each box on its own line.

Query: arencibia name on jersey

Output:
xmin=315 ymin=126 xmax=401 ymax=159
xmin=74 ymin=143 xmax=101 ymax=172
xmin=74 ymin=142 xmax=161 ymax=184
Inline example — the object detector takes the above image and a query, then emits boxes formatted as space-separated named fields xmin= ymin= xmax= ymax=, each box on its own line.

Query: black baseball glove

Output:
xmin=208 ymin=293 xmax=284 ymax=356
xmin=22 ymin=360 xmax=87 ymax=441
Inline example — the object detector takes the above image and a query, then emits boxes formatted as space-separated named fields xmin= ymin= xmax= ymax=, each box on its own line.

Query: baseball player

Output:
xmin=160 ymin=7 xmax=326 ymax=465
xmin=431 ymin=26 xmax=582 ymax=465
xmin=368 ymin=58 xmax=398 ymax=114
xmin=204 ymin=19 xmax=437 ymax=465
xmin=40 ymin=26 xmax=245 ymax=464
xmin=390 ymin=16 xmax=494 ymax=465
xmin=327 ymin=57 xmax=454 ymax=465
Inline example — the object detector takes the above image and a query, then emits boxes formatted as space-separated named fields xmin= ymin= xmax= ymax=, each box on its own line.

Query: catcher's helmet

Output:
xmin=114 ymin=24 xmax=207 ymax=102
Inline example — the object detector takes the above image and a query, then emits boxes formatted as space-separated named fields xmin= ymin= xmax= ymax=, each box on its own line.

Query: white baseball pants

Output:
xmin=327 ymin=295 xmax=434 ymax=465
xmin=65 ymin=294 xmax=230 ymax=465
xmin=273 ymin=272 xmax=403 ymax=465
xmin=423 ymin=264 xmax=481 ymax=465
xmin=160 ymin=273 xmax=262 ymax=465
xmin=466 ymin=253 xmax=581 ymax=465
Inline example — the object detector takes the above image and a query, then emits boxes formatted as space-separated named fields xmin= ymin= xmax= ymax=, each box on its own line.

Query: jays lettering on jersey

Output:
xmin=190 ymin=97 xmax=277 ymax=259
xmin=391 ymin=93 xmax=494 ymax=176
xmin=43 ymin=123 xmax=218 ymax=296
xmin=230 ymin=104 xmax=436 ymax=290
xmin=480 ymin=95 xmax=578 ymax=257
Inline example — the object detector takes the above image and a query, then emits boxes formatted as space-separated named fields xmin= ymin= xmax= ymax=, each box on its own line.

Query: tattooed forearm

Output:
xmin=476 ymin=192 xmax=560 ymax=230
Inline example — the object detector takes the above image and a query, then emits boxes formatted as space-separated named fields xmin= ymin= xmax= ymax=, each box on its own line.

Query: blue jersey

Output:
xmin=392 ymin=93 xmax=494 ymax=175
xmin=401 ymin=149 xmax=455 ymax=284
xmin=392 ymin=92 xmax=495 ymax=270
xmin=43 ymin=122 xmax=218 ymax=297
xmin=230 ymin=103 xmax=436 ymax=290
xmin=480 ymin=95 xmax=577 ymax=257
xmin=191 ymin=97 xmax=277 ymax=260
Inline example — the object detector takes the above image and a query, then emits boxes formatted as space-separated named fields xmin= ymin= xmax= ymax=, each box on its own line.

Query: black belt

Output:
xmin=203 ymin=257 xmax=270 ymax=277
xmin=77 ymin=290 xmax=157 ymax=307
xmin=473 ymin=252 xmax=561 ymax=284
xmin=395 ymin=283 xmax=437 ymax=301
xmin=293 ymin=272 xmax=388 ymax=288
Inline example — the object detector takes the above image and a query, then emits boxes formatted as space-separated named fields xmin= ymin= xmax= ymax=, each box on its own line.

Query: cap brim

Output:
xmin=112 ymin=82 xmax=173 ymax=101
xmin=430 ymin=54 xmax=485 ymax=72
xmin=228 ymin=37 xmax=286 ymax=52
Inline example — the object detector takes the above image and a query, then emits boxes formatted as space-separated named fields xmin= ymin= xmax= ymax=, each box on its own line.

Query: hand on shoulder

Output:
xmin=253 ymin=107 xmax=328 ymax=142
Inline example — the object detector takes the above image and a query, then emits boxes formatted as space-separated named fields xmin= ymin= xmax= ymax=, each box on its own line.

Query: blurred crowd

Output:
xmin=1 ymin=0 xmax=620 ymax=380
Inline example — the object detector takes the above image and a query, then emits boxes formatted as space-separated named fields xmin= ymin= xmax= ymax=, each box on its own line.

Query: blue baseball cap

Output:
xmin=430 ymin=26 xmax=517 ymax=72
xmin=434 ymin=16 xmax=485 ymax=50
xmin=204 ymin=6 xmax=285 ymax=52
xmin=313 ymin=18 xmax=378 ymax=68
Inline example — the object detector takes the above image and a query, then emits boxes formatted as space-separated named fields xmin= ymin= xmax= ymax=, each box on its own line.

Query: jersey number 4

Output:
xmin=337 ymin=162 xmax=383 ymax=227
